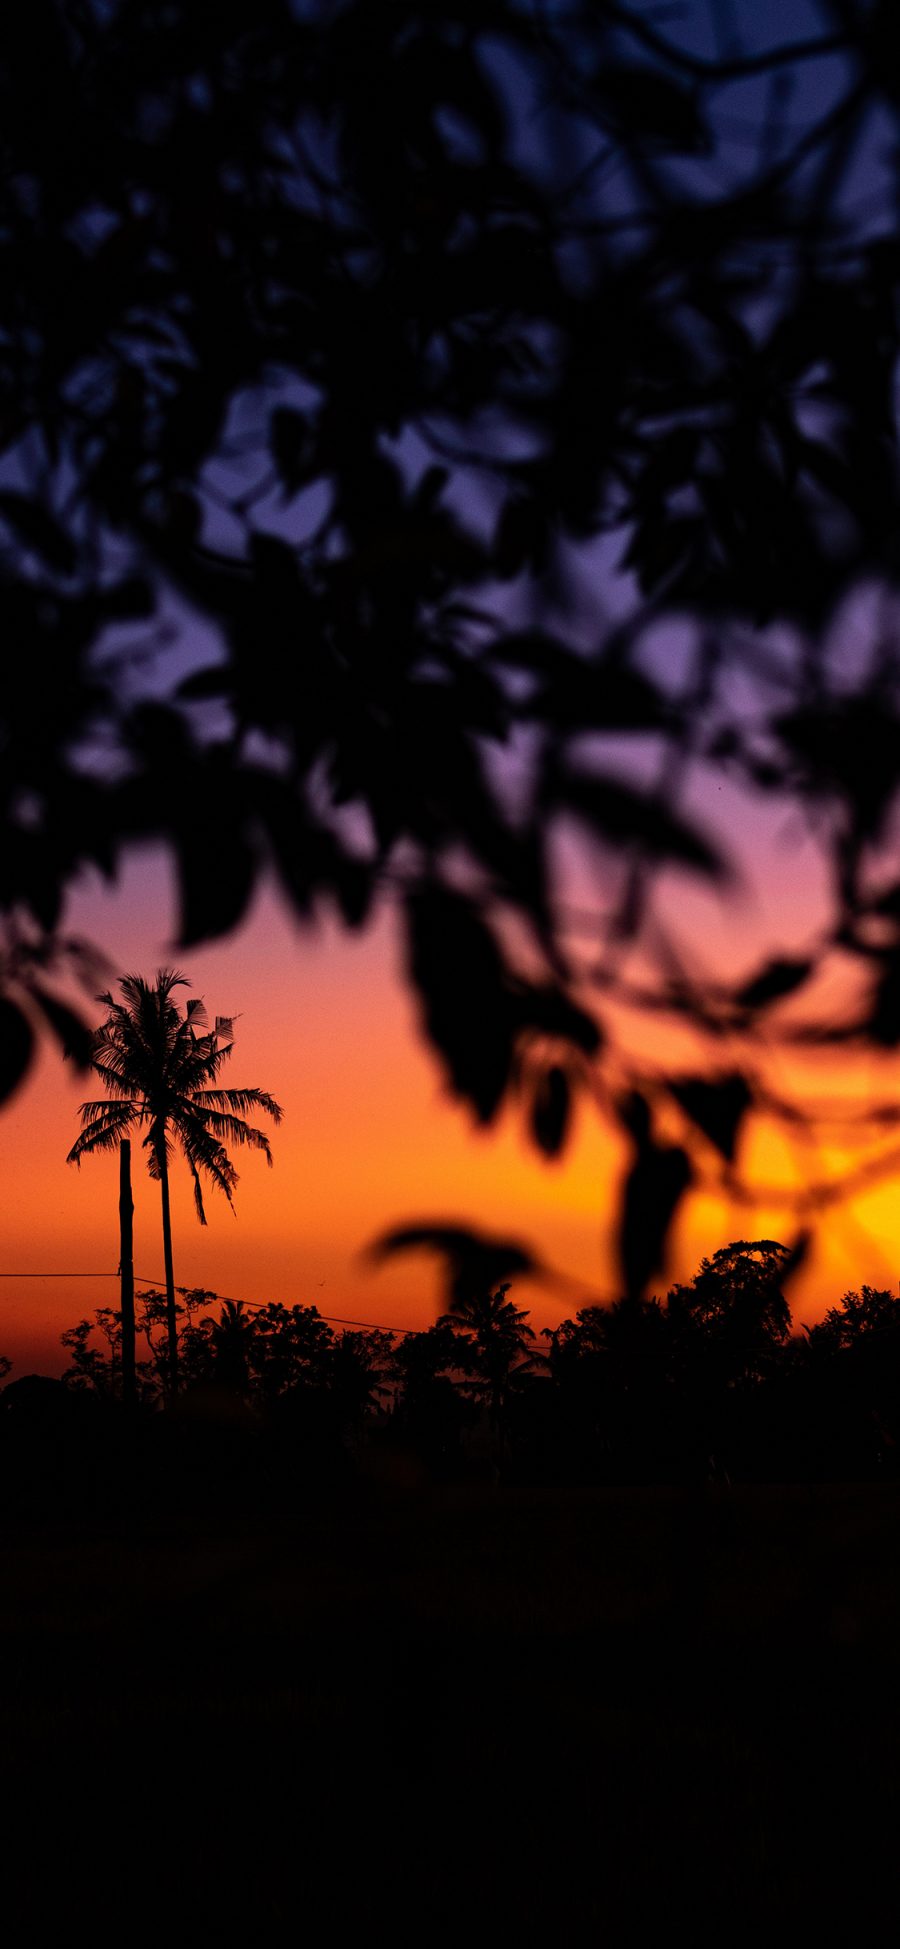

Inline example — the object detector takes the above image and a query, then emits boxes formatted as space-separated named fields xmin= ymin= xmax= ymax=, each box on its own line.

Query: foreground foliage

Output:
xmin=7 ymin=5 xmax=900 ymax=1292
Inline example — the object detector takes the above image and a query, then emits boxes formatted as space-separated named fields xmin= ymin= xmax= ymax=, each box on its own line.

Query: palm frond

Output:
xmin=91 ymin=1051 xmax=149 ymax=1096
xmin=187 ymin=1107 xmax=275 ymax=1162
xmin=67 ymin=1099 xmax=138 ymax=1163
xmin=176 ymin=1114 xmax=239 ymax=1208
xmin=182 ymin=1146 xmax=209 ymax=1224
xmin=68 ymin=968 xmax=279 ymax=1218
xmin=74 ymin=1095 xmax=139 ymax=1124
xmin=196 ymin=1087 xmax=283 ymax=1124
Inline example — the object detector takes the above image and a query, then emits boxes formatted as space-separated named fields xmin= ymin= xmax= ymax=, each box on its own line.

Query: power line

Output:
xmin=0 ymin=1268 xmax=421 ymax=1337
xmin=133 ymin=1277 xmax=416 ymax=1336
xmin=1 ymin=1271 xmax=555 ymax=1339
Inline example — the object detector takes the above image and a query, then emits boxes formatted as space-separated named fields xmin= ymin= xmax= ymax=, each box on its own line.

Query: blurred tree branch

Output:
xmin=4 ymin=1 xmax=900 ymax=1287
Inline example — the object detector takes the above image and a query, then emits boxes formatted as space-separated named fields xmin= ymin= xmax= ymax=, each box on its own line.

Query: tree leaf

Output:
xmin=593 ymin=64 xmax=709 ymax=153
xmin=0 ymin=492 xmax=76 ymax=574
xmin=870 ymin=955 xmax=900 ymax=1047
xmin=670 ymin=1072 xmax=752 ymax=1162
xmin=554 ymin=770 xmax=728 ymax=880
xmin=31 ymin=988 xmax=94 ymax=1066
xmin=735 ymin=958 xmax=813 ymax=1011
xmin=616 ymin=1093 xmax=692 ymax=1301
xmin=403 ymin=884 xmax=515 ymax=1122
xmin=0 ymin=997 xmax=35 ymax=1104
xmin=516 ymin=983 xmax=602 ymax=1055
xmin=367 ymin=1221 xmax=537 ymax=1311
xmin=270 ymin=406 xmax=316 ymax=495
xmin=177 ymin=830 xmax=257 ymax=946
xmin=531 ymin=1065 xmax=570 ymax=1158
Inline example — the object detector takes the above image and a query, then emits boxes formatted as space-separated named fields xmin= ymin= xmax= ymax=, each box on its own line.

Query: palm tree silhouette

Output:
xmin=66 ymin=969 xmax=282 ymax=1395
xmin=440 ymin=1283 xmax=535 ymax=1438
xmin=210 ymin=1299 xmax=258 ymax=1396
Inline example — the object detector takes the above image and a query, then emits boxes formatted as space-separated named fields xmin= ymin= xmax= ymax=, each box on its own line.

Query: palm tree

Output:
xmin=210 ymin=1299 xmax=258 ymax=1397
xmin=440 ymin=1282 xmax=536 ymax=1438
xmin=67 ymin=968 xmax=282 ymax=1395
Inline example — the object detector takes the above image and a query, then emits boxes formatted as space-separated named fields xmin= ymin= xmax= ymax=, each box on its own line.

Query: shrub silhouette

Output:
xmin=39 ymin=1228 xmax=900 ymax=1487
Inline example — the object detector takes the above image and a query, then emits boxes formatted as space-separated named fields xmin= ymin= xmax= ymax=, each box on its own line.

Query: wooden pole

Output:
xmin=119 ymin=1139 xmax=136 ymax=1407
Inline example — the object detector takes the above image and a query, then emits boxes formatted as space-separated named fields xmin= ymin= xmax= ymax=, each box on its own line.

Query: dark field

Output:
xmin=4 ymin=1477 xmax=900 ymax=1934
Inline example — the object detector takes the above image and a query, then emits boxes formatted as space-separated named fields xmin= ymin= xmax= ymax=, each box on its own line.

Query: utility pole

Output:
xmin=119 ymin=1139 xmax=135 ymax=1407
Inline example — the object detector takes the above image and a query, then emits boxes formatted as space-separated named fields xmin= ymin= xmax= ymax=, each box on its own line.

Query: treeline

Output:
xmin=4 ymin=1239 xmax=900 ymax=1489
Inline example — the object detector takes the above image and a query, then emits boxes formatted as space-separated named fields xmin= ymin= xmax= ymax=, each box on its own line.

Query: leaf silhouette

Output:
xmin=0 ymin=492 xmax=76 ymax=575
xmin=515 ymin=983 xmax=602 ymax=1056
xmin=616 ymin=1093 xmax=692 ymax=1301
xmin=403 ymin=885 xmax=515 ymax=1123
xmin=592 ymin=63 xmax=709 ymax=152
xmin=0 ymin=997 xmax=35 ymax=1104
xmin=531 ymin=1066 xmax=570 ymax=1158
xmin=870 ymin=954 xmax=900 ymax=1047
xmin=670 ymin=1073 xmax=752 ymax=1163
xmin=552 ymin=771 xmax=728 ymax=880
xmin=367 ymin=1222 xmax=538 ymax=1311
xmin=775 ymin=700 xmax=900 ymax=844
xmin=735 ymin=958 xmax=814 ymax=1012
xmin=31 ymin=988 xmax=94 ymax=1066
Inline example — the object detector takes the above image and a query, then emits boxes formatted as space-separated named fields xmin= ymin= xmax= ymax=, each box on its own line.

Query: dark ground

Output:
xmin=4 ymin=1471 xmax=900 ymax=1937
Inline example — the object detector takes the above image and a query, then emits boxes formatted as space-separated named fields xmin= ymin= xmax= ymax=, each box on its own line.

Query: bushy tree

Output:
xmin=667 ymin=1240 xmax=793 ymax=1386
xmin=810 ymin=1285 xmax=900 ymax=1352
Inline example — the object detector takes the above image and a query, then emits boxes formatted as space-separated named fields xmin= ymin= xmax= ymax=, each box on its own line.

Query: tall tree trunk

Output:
xmin=158 ymin=1145 xmax=179 ymax=1397
xmin=119 ymin=1139 xmax=135 ymax=1407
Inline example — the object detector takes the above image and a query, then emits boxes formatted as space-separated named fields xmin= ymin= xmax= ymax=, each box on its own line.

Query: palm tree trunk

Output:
xmin=157 ymin=1145 xmax=179 ymax=1397
xmin=118 ymin=1139 xmax=136 ymax=1407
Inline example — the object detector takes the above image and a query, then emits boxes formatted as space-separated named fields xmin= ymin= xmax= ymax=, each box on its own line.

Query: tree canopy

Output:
xmin=5 ymin=2 xmax=900 ymax=1289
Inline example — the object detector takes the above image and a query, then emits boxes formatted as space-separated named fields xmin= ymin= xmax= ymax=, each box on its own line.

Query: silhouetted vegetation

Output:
xmin=8 ymin=10 xmax=900 ymax=1926
xmin=6 ymin=3 xmax=900 ymax=1290
xmin=6 ymin=1249 xmax=900 ymax=1935
xmin=66 ymin=968 xmax=282 ymax=1391
xmin=3 ymin=1240 xmax=895 ymax=1496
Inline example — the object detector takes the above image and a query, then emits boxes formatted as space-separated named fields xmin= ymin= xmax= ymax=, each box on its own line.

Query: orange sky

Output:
xmin=0 ymin=850 xmax=624 ymax=1373
xmin=2 ymin=789 xmax=900 ymax=1376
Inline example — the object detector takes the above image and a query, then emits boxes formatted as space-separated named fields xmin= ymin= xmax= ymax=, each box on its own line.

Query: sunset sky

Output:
xmin=3 ymin=846 xmax=625 ymax=1373
xmin=0 ymin=4 xmax=893 ymax=1376
xmin=4 ymin=749 xmax=900 ymax=1378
